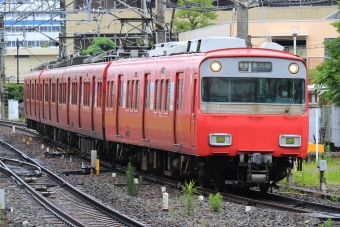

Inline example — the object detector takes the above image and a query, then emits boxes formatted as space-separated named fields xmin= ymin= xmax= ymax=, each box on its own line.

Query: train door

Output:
xmin=67 ymin=78 xmax=70 ymax=126
xmin=42 ymin=80 xmax=45 ymax=120
xmin=49 ymin=79 xmax=52 ymax=121
xmin=78 ymin=77 xmax=82 ymax=129
xmin=56 ymin=79 xmax=59 ymax=123
xmin=34 ymin=81 xmax=37 ymax=117
xmin=92 ymin=77 xmax=96 ymax=131
xmin=28 ymin=80 xmax=33 ymax=116
xmin=142 ymin=74 xmax=150 ymax=141
xmin=38 ymin=82 xmax=42 ymax=122
xmin=190 ymin=73 xmax=197 ymax=146
xmin=116 ymin=75 xmax=124 ymax=136
xmin=174 ymin=73 xmax=184 ymax=146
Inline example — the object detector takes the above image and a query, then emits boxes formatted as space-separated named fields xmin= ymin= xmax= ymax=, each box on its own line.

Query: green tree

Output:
xmin=173 ymin=0 xmax=217 ymax=33
xmin=313 ymin=2 xmax=340 ymax=106
xmin=6 ymin=83 xmax=24 ymax=103
xmin=80 ymin=37 xmax=116 ymax=55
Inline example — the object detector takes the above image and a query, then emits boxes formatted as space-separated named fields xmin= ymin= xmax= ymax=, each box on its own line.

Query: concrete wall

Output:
xmin=5 ymin=47 xmax=59 ymax=83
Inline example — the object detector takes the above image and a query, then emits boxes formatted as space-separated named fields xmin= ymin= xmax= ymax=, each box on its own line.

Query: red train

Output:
xmin=24 ymin=37 xmax=309 ymax=192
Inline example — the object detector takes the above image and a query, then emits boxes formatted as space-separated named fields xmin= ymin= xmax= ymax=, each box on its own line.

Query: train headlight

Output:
xmin=210 ymin=61 xmax=222 ymax=72
xmin=288 ymin=63 xmax=299 ymax=74
xmin=209 ymin=133 xmax=232 ymax=146
xmin=279 ymin=135 xmax=301 ymax=147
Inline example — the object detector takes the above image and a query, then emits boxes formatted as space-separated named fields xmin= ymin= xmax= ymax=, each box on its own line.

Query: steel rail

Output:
xmin=0 ymin=139 xmax=146 ymax=227
xmin=0 ymin=164 xmax=86 ymax=227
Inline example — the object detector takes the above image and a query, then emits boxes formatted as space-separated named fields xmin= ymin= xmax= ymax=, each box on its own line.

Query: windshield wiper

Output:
xmin=285 ymin=89 xmax=296 ymax=113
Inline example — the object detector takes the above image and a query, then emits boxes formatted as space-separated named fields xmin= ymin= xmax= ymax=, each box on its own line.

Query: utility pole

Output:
xmin=142 ymin=0 xmax=149 ymax=46
xmin=59 ymin=0 xmax=67 ymax=60
xmin=17 ymin=38 xmax=19 ymax=84
xmin=156 ymin=0 xmax=166 ymax=44
xmin=0 ymin=13 xmax=5 ymax=119
xmin=236 ymin=0 xmax=250 ymax=45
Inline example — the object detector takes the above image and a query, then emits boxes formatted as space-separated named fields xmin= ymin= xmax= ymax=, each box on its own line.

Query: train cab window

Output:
xmin=258 ymin=78 xmax=305 ymax=104
xmin=201 ymin=77 xmax=305 ymax=104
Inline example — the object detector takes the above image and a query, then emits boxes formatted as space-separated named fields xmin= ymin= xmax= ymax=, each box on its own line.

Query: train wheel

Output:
xmin=198 ymin=179 xmax=208 ymax=188
xmin=215 ymin=181 xmax=226 ymax=192
xmin=259 ymin=184 xmax=269 ymax=193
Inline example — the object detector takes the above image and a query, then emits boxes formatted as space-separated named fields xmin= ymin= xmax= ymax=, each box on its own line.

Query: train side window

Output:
xmin=83 ymin=82 xmax=86 ymax=106
xmin=160 ymin=80 xmax=165 ymax=113
xmin=58 ymin=83 xmax=62 ymax=104
xmin=62 ymin=82 xmax=64 ymax=104
xmin=155 ymin=79 xmax=160 ymax=113
xmin=83 ymin=82 xmax=89 ymax=107
xmin=98 ymin=82 xmax=102 ymax=109
xmin=93 ymin=82 xmax=97 ymax=107
xmin=107 ymin=81 xmax=110 ymax=108
xmin=80 ymin=82 xmax=84 ymax=105
xmin=127 ymin=80 xmax=131 ymax=111
xmin=73 ymin=82 xmax=78 ymax=105
xmin=132 ymin=80 xmax=135 ymax=111
xmin=26 ymin=82 xmax=30 ymax=101
xmin=165 ymin=79 xmax=170 ymax=113
xmin=69 ymin=82 xmax=72 ymax=104
xmin=30 ymin=83 xmax=33 ymax=100
xmin=51 ymin=83 xmax=56 ymax=103
xmin=144 ymin=78 xmax=150 ymax=109
xmin=180 ymin=79 xmax=184 ymax=110
xmin=73 ymin=82 xmax=76 ymax=105
xmin=44 ymin=83 xmax=48 ymax=102
xmin=135 ymin=80 xmax=140 ymax=111
xmin=111 ymin=81 xmax=114 ymax=108
xmin=176 ymin=79 xmax=183 ymax=111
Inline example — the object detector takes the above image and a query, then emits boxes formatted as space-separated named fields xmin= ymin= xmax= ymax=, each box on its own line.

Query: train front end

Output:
xmin=196 ymin=48 xmax=308 ymax=190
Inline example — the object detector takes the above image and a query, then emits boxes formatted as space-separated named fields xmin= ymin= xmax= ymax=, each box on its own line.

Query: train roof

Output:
xmin=31 ymin=37 xmax=293 ymax=71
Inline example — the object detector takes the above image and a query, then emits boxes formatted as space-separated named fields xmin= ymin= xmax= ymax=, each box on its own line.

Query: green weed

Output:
xmin=208 ymin=192 xmax=223 ymax=212
xmin=320 ymin=218 xmax=333 ymax=227
xmin=126 ymin=162 xmax=142 ymax=197
xmin=180 ymin=180 xmax=200 ymax=216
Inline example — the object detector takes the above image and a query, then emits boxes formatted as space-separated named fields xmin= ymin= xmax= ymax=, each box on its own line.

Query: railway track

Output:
xmin=114 ymin=164 xmax=340 ymax=220
xmin=0 ymin=139 xmax=147 ymax=227
xmin=0 ymin=120 xmax=339 ymax=224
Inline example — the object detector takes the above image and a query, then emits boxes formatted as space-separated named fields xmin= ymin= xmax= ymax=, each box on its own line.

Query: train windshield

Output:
xmin=201 ymin=77 xmax=305 ymax=104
